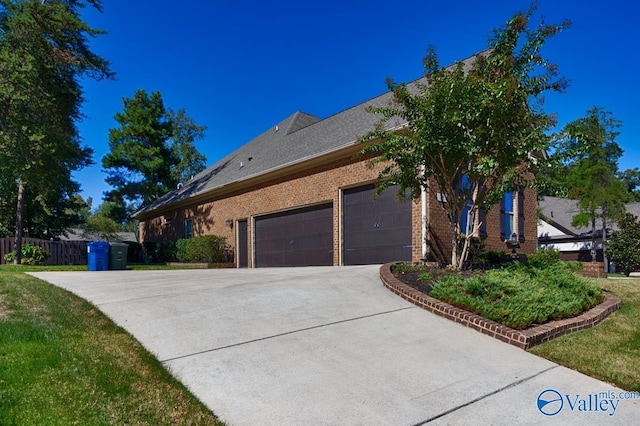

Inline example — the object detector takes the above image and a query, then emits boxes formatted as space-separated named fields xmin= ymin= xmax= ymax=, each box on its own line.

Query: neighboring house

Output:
xmin=538 ymin=196 xmax=640 ymax=263
xmin=58 ymin=228 xmax=138 ymax=243
xmin=134 ymin=54 xmax=538 ymax=268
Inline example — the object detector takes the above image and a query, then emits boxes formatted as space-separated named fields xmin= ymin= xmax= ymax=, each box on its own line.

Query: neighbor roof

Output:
xmin=58 ymin=228 xmax=137 ymax=243
xmin=134 ymin=52 xmax=482 ymax=217
xmin=539 ymin=196 xmax=640 ymax=238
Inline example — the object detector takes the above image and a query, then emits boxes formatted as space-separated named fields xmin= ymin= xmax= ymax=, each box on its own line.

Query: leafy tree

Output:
xmin=87 ymin=194 xmax=131 ymax=228
xmin=167 ymin=108 xmax=207 ymax=184
xmin=83 ymin=213 xmax=121 ymax=242
xmin=608 ymin=213 xmax=640 ymax=276
xmin=554 ymin=107 xmax=627 ymax=269
xmin=0 ymin=0 xmax=112 ymax=263
xmin=102 ymin=90 xmax=207 ymax=217
xmin=618 ymin=168 xmax=640 ymax=202
xmin=361 ymin=4 xmax=570 ymax=269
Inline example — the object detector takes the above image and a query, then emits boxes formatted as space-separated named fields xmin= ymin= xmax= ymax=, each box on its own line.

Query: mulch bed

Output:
xmin=391 ymin=264 xmax=482 ymax=295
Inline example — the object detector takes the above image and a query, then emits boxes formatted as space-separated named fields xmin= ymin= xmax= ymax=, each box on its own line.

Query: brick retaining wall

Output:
xmin=578 ymin=262 xmax=607 ymax=279
xmin=379 ymin=263 xmax=620 ymax=349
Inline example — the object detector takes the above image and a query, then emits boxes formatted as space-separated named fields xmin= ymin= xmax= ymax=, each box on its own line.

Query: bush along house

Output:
xmin=133 ymin=56 xmax=538 ymax=268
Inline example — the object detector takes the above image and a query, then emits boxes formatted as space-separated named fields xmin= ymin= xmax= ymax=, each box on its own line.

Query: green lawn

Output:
xmin=530 ymin=277 xmax=640 ymax=392
xmin=0 ymin=267 xmax=224 ymax=425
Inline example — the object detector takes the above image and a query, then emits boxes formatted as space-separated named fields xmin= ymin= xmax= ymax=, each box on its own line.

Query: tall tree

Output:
xmin=167 ymin=108 xmax=207 ymax=184
xmin=361 ymin=4 xmax=570 ymax=269
xmin=102 ymin=91 xmax=208 ymax=217
xmin=102 ymin=89 xmax=176 ymax=211
xmin=0 ymin=0 xmax=112 ymax=263
xmin=554 ymin=107 xmax=627 ymax=269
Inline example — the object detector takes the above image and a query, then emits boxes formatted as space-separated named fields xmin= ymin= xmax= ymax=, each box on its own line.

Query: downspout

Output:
xmin=421 ymin=168 xmax=428 ymax=262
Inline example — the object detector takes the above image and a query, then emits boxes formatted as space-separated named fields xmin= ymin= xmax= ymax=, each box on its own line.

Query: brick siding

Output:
xmin=139 ymin=152 xmax=539 ymax=267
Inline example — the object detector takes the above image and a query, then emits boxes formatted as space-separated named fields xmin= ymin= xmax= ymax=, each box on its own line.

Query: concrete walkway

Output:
xmin=31 ymin=266 xmax=640 ymax=425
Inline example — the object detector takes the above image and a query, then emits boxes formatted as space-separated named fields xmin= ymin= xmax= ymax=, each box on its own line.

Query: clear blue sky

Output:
xmin=75 ymin=0 xmax=639 ymax=206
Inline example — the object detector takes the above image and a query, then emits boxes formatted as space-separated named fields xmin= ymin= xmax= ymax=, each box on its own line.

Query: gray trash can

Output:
xmin=109 ymin=242 xmax=128 ymax=270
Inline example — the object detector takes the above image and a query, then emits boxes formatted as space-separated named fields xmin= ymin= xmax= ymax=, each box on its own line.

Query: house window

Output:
xmin=501 ymin=191 xmax=525 ymax=241
xmin=461 ymin=202 xmax=472 ymax=236
xmin=501 ymin=191 xmax=514 ymax=240
xmin=457 ymin=175 xmax=486 ymax=238
xmin=185 ymin=218 xmax=193 ymax=239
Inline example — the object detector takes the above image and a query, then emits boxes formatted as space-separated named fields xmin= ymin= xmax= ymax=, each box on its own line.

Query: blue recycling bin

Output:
xmin=87 ymin=241 xmax=110 ymax=271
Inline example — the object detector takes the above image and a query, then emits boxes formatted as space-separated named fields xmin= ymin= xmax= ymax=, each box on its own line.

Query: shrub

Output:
xmin=176 ymin=235 xmax=231 ymax=263
xmin=430 ymin=262 xmax=603 ymax=329
xmin=609 ymin=213 xmax=640 ymax=276
xmin=141 ymin=241 xmax=177 ymax=264
xmin=527 ymin=247 xmax=561 ymax=268
xmin=476 ymin=250 xmax=504 ymax=266
xmin=418 ymin=272 xmax=432 ymax=282
xmin=4 ymin=244 xmax=50 ymax=265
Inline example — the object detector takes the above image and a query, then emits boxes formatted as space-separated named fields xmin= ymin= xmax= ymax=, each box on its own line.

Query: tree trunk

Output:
xmin=602 ymin=213 xmax=608 ymax=273
xmin=13 ymin=179 xmax=25 ymax=265
xmin=590 ymin=217 xmax=597 ymax=263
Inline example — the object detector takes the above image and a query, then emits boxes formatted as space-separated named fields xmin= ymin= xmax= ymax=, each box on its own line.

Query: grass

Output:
xmin=429 ymin=262 xmax=604 ymax=329
xmin=0 ymin=267 xmax=224 ymax=425
xmin=530 ymin=277 xmax=640 ymax=392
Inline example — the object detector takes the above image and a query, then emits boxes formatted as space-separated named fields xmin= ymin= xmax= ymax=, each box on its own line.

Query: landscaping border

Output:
xmin=166 ymin=262 xmax=235 ymax=269
xmin=380 ymin=263 xmax=621 ymax=349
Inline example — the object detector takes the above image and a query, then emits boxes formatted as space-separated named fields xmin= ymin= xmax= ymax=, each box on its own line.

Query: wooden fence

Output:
xmin=0 ymin=238 xmax=88 ymax=265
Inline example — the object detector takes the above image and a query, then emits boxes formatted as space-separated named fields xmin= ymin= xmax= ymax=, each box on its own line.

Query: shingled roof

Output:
xmin=134 ymin=53 xmax=482 ymax=217
xmin=539 ymin=196 xmax=640 ymax=238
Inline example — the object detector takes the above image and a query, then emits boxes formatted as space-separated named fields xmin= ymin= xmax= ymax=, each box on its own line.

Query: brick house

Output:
xmin=134 ymin=60 xmax=538 ymax=267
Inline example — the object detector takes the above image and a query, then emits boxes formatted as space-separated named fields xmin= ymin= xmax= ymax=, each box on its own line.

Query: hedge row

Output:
xmin=176 ymin=235 xmax=231 ymax=263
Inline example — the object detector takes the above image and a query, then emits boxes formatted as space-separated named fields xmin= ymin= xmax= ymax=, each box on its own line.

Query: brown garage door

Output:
xmin=254 ymin=204 xmax=333 ymax=267
xmin=343 ymin=184 xmax=412 ymax=265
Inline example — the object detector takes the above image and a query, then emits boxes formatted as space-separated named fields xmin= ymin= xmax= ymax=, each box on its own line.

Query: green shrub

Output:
xmin=609 ymin=213 xmax=640 ymax=276
xmin=563 ymin=260 xmax=583 ymax=271
xmin=4 ymin=244 xmax=50 ymax=265
xmin=141 ymin=241 xmax=177 ymax=264
xmin=430 ymin=262 xmax=603 ymax=329
xmin=176 ymin=235 xmax=231 ymax=263
xmin=527 ymin=247 xmax=561 ymax=268
xmin=418 ymin=272 xmax=432 ymax=282
xmin=476 ymin=250 xmax=504 ymax=265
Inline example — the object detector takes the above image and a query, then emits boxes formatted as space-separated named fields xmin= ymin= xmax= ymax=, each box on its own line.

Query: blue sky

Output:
xmin=75 ymin=0 xmax=639 ymax=206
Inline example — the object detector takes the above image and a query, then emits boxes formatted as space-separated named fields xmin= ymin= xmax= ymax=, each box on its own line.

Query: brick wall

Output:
xmin=141 ymin=154 xmax=391 ymax=266
xmin=578 ymin=262 xmax=607 ymax=278
xmin=426 ymin=186 xmax=538 ymax=263
xmin=140 ymin=153 xmax=538 ymax=267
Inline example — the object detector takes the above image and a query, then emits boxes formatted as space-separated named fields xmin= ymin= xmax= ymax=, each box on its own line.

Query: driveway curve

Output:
xmin=31 ymin=266 xmax=640 ymax=425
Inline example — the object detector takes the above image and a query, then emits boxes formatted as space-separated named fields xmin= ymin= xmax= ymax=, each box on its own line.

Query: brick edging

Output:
xmin=166 ymin=262 xmax=235 ymax=269
xmin=379 ymin=263 xmax=620 ymax=349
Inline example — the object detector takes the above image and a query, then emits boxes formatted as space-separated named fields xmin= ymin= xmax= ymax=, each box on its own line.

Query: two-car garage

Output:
xmin=251 ymin=184 xmax=413 ymax=267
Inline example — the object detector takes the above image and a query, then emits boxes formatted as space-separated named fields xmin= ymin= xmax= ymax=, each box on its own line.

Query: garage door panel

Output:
xmin=255 ymin=204 xmax=333 ymax=267
xmin=343 ymin=184 xmax=412 ymax=265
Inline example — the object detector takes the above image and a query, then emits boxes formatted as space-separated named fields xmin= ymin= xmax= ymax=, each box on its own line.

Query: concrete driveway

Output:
xmin=31 ymin=266 xmax=639 ymax=425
